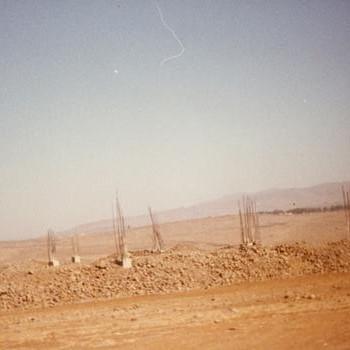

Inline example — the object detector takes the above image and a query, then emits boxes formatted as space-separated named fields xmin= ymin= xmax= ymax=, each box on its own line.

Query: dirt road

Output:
xmin=1 ymin=272 xmax=349 ymax=350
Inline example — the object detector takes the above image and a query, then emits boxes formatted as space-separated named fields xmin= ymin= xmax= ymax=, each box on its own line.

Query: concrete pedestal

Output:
xmin=71 ymin=255 xmax=81 ymax=263
xmin=48 ymin=258 xmax=60 ymax=267
xmin=122 ymin=256 xmax=132 ymax=268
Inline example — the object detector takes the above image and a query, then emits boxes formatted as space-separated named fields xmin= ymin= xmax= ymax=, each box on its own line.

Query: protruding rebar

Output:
xmin=148 ymin=206 xmax=164 ymax=252
xmin=238 ymin=196 xmax=260 ymax=245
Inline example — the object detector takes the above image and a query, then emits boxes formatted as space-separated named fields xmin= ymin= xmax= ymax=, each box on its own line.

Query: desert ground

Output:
xmin=0 ymin=211 xmax=346 ymax=263
xmin=1 ymin=211 xmax=350 ymax=349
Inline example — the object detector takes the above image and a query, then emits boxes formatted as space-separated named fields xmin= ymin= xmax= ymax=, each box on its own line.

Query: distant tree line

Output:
xmin=259 ymin=204 xmax=344 ymax=215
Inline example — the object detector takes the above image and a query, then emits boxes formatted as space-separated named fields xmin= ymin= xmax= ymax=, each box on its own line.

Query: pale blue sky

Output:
xmin=1 ymin=0 xmax=350 ymax=239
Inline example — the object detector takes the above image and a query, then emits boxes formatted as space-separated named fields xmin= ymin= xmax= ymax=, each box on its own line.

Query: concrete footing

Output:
xmin=48 ymin=258 xmax=60 ymax=267
xmin=122 ymin=256 xmax=132 ymax=268
xmin=71 ymin=255 xmax=81 ymax=263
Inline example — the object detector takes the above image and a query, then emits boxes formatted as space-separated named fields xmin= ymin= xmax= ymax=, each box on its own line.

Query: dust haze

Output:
xmin=1 ymin=1 xmax=350 ymax=349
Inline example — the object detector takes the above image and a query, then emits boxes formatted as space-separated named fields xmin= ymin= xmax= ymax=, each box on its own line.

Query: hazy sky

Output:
xmin=1 ymin=0 xmax=350 ymax=240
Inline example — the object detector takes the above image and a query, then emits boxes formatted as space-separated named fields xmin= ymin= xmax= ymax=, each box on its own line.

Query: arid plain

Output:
xmin=1 ymin=211 xmax=350 ymax=349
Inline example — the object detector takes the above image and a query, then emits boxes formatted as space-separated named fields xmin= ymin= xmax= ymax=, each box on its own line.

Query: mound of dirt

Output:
xmin=1 ymin=240 xmax=350 ymax=311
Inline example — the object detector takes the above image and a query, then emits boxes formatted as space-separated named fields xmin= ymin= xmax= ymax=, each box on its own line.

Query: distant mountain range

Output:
xmin=68 ymin=181 xmax=350 ymax=235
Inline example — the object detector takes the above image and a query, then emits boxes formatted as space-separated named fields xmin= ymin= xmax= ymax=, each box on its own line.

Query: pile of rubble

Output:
xmin=1 ymin=240 xmax=349 ymax=311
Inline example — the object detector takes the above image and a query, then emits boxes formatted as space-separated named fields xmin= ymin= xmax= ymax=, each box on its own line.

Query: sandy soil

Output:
xmin=0 ymin=211 xmax=347 ymax=264
xmin=1 ymin=272 xmax=350 ymax=350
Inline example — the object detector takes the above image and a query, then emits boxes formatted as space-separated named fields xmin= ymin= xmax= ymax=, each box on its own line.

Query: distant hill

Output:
xmin=67 ymin=181 xmax=350 ymax=235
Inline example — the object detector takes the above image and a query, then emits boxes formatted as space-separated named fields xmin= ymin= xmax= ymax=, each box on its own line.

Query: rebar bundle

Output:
xmin=148 ymin=206 xmax=165 ymax=252
xmin=341 ymin=186 xmax=350 ymax=238
xmin=238 ymin=196 xmax=260 ymax=245
xmin=112 ymin=193 xmax=128 ymax=260
xmin=47 ymin=229 xmax=56 ymax=262
xmin=71 ymin=232 xmax=80 ymax=256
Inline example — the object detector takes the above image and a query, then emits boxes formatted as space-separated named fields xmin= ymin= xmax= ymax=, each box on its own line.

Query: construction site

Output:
xmin=1 ymin=188 xmax=350 ymax=349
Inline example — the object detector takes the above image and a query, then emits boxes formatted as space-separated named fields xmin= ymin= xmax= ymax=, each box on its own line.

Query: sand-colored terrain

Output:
xmin=1 ymin=273 xmax=350 ymax=349
xmin=1 ymin=211 xmax=350 ymax=349
xmin=0 ymin=211 xmax=347 ymax=264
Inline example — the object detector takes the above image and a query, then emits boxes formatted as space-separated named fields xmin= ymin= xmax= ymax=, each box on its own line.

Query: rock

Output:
xmin=1 ymin=241 xmax=350 ymax=311
xmin=95 ymin=262 xmax=107 ymax=270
